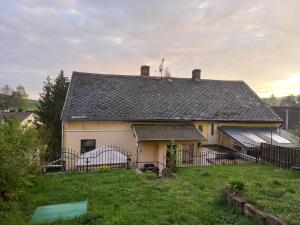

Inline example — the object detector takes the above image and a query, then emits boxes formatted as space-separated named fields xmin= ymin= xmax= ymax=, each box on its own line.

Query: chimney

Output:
xmin=140 ymin=65 xmax=150 ymax=76
xmin=192 ymin=69 xmax=201 ymax=80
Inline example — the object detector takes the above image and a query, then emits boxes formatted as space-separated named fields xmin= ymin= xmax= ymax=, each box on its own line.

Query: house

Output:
xmin=1 ymin=111 xmax=35 ymax=127
xmin=61 ymin=65 xmax=293 ymax=171
xmin=271 ymin=106 xmax=300 ymax=130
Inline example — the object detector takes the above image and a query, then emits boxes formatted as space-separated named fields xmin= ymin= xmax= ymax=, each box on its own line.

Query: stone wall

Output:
xmin=220 ymin=187 xmax=288 ymax=225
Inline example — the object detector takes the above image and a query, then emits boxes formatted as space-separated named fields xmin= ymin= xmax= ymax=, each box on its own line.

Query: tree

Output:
xmin=35 ymin=70 xmax=69 ymax=161
xmin=0 ymin=85 xmax=13 ymax=110
xmin=10 ymin=91 xmax=26 ymax=110
xmin=266 ymin=94 xmax=277 ymax=106
xmin=0 ymin=85 xmax=28 ymax=110
xmin=16 ymin=85 xmax=28 ymax=98
xmin=280 ymin=94 xmax=297 ymax=106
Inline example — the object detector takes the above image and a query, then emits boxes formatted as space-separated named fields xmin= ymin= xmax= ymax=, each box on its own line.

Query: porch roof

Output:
xmin=132 ymin=124 xmax=206 ymax=142
xmin=219 ymin=126 xmax=299 ymax=148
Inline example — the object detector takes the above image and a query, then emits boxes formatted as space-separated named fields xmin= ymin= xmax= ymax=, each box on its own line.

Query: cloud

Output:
xmin=0 ymin=0 xmax=300 ymax=99
xmin=257 ymin=75 xmax=300 ymax=98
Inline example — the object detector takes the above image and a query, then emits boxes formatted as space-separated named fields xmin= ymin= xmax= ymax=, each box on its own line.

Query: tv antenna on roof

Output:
xmin=159 ymin=58 xmax=164 ymax=77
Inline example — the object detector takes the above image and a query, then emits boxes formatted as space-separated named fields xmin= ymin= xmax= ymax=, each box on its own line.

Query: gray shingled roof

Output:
xmin=1 ymin=112 xmax=32 ymax=122
xmin=133 ymin=124 xmax=206 ymax=142
xmin=61 ymin=72 xmax=282 ymax=122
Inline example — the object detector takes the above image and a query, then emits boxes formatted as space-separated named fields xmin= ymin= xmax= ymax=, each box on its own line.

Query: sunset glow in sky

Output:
xmin=0 ymin=0 xmax=300 ymax=99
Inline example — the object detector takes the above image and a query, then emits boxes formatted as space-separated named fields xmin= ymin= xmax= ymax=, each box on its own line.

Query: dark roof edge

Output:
xmin=60 ymin=72 xmax=74 ymax=121
xmin=137 ymin=138 xmax=205 ymax=143
xmin=62 ymin=118 xmax=282 ymax=123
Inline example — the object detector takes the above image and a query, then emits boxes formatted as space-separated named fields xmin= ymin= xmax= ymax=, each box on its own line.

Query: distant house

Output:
xmin=1 ymin=111 xmax=35 ymax=127
xmin=271 ymin=106 xmax=300 ymax=130
xmin=61 ymin=65 xmax=297 ymax=170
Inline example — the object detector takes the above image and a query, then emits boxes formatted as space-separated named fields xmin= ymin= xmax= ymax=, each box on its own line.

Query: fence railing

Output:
xmin=42 ymin=146 xmax=133 ymax=173
xmin=257 ymin=143 xmax=300 ymax=169
xmin=175 ymin=145 xmax=256 ymax=167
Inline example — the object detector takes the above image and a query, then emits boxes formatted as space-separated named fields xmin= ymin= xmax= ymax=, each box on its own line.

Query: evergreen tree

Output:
xmin=35 ymin=70 xmax=69 ymax=160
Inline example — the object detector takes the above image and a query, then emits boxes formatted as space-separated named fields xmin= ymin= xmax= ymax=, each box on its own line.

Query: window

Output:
xmin=182 ymin=144 xmax=194 ymax=163
xmin=198 ymin=125 xmax=203 ymax=132
xmin=80 ymin=139 xmax=96 ymax=154
xmin=211 ymin=123 xmax=215 ymax=136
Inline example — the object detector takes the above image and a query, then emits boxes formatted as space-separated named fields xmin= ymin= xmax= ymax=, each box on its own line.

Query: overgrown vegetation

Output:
xmin=166 ymin=140 xmax=177 ymax=173
xmin=228 ymin=177 xmax=245 ymax=193
xmin=98 ymin=165 xmax=111 ymax=172
xmin=0 ymin=118 xmax=40 ymax=201
xmin=144 ymin=171 xmax=157 ymax=180
xmin=2 ymin=164 xmax=300 ymax=225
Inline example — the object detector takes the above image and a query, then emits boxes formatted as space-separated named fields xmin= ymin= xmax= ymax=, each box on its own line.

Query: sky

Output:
xmin=0 ymin=0 xmax=300 ymax=99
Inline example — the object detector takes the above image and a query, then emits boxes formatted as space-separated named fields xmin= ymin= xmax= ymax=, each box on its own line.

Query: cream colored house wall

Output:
xmin=138 ymin=142 xmax=158 ymax=164
xmin=63 ymin=121 xmax=137 ymax=156
xmin=218 ymin=132 xmax=233 ymax=149
xmin=63 ymin=120 xmax=281 ymax=170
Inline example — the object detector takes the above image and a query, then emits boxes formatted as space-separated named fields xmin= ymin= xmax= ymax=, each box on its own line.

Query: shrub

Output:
xmin=228 ymin=177 xmax=245 ymax=193
xmin=145 ymin=171 xmax=157 ymax=180
xmin=98 ymin=165 xmax=111 ymax=172
xmin=0 ymin=118 xmax=39 ymax=200
xmin=167 ymin=140 xmax=178 ymax=173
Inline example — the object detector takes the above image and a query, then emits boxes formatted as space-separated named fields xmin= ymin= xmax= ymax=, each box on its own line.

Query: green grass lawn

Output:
xmin=1 ymin=164 xmax=300 ymax=225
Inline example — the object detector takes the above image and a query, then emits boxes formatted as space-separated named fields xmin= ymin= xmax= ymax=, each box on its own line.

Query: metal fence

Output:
xmin=43 ymin=143 xmax=300 ymax=174
xmin=42 ymin=146 xmax=133 ymax=173
xmin=175 ymin=145 xmax=256 ymax=167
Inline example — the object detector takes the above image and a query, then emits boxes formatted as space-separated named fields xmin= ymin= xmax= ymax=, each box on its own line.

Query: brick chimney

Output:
xmin=192 ymin=69 xmax=201 ymax=80
xmin=140 ymin=65 xmax=150 ymax=76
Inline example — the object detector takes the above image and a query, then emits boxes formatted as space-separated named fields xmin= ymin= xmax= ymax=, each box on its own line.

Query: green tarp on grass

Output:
xmin=31 ymin=200 xmax=88 ymax=224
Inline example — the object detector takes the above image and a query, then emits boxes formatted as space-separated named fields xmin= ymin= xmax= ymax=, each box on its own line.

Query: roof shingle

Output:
xmin=61 ymin=72 xmax=282 ymax=122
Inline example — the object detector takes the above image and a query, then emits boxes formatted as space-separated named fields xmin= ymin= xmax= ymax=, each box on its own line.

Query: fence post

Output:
xmin=85 ymin=157 xmax=89 ymax=172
